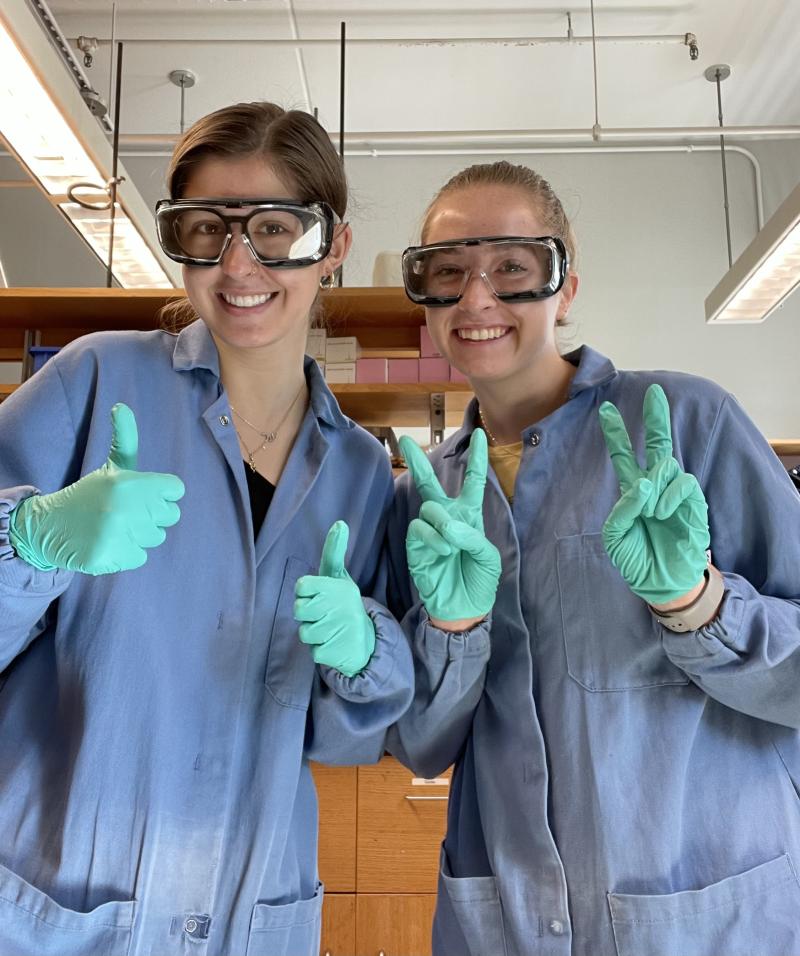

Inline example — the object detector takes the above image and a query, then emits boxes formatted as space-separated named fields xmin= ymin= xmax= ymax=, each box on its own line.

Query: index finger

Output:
xmin=643 ymin=383 xmax=673 ymax=470
xmin=598 ymin=401 xmax=642 ymax=492
xmin=458 ymin=427 xmax=488 ymax=512
xmin=399 ymin=435 xmax=449 ymax=506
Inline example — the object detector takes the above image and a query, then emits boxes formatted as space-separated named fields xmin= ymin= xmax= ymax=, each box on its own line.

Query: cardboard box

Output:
xmin=326 ymin=336 xmax=361 ymax=363
xmin=420 ymin=326 xmax=441 ymax=358
xmin=356 ymin=358 xmax=388 ymax=383
xmin=419 ymin=357 xmax=451 ymax=382
xmin=305 ymin=328 xmax=327 ymax=360
xmin=325 ymin=361 xmax=356 ymax=383
xmin=387 ymin=359 xmax=420 ymax=383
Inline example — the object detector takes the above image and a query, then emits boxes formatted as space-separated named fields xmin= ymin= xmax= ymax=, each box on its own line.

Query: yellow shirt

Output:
xmin=487 ymin=441 xmax=523 ymax=502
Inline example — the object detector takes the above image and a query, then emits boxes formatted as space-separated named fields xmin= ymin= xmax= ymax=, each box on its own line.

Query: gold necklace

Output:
xmin=478 ymin=405 xmax=498 ymax=446
xmin=230 ymin=382 xmax=306 ymax=472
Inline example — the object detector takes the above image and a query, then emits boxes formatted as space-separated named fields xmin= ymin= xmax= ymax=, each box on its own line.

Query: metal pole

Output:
xmin=107 ymin=41 xmax=123 ymax=288
xmin=706 ymin=64 xmax=733 ymax=268
xmin=337 ymin=21 xmax=346 ymax=286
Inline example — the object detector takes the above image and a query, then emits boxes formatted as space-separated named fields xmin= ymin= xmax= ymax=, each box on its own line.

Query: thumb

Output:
xmin=107 ymin=403 xmax=139 ymax=471
xmin=319 ymin=520 xmax=349 ymax=578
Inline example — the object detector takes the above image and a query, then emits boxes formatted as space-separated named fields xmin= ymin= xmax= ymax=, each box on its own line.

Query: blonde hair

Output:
xmin=160 ymin=101 xmax=347 ymax=331
xmin=420 ymin=160 xmax=577 ymax=268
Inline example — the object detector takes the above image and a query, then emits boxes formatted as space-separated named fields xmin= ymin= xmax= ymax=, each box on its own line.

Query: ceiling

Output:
xmin=40 ymin=0 xmax=800 ymax=145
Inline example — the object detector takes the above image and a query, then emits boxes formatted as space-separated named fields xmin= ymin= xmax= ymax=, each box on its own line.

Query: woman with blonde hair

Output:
xmin=387 ymin=160 xmax=800 ymax=956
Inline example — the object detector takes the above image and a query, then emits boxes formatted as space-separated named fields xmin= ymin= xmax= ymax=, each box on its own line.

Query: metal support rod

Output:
xmin=589 ymin=0 xmax=600 ymax=132
xmin=107 ymin=3 xmax=117 ymax=121
xmin=180 ymin=82 xmax=186 ymax=134
xmin=706 ymin=65 xmax=733 ymax=268
xmin=107 ymin=41 xmax=123 ymax=288
xmin=338 ymin=21 xmax=345 ymax=159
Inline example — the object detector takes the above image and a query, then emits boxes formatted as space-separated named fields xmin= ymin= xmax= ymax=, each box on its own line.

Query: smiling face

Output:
xmin=422 ymin=183 xmax=577 ymax=386
xmin=180 ymin=153 xmax=348 ymax=355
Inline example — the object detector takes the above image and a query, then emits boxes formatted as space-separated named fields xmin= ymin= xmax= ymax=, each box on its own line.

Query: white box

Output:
xmin=325 ymin=361 xmax=356 ymax=383
xmin=325 ymin=336 xmax=361 ymax=363
xmin=306 ymin=328 xmax=327 ymax=360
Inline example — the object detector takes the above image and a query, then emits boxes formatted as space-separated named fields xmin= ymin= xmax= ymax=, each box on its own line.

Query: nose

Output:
xmin=220 ymin=230 xmax=259 ymax=278
xmin=458 ymin=269 xmax=497 ymax=311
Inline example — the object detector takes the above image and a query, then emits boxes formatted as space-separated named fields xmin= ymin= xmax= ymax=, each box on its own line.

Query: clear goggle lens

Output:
xmin=155 ymin=200 xmax=335 ymax=267
xmin=402 ymin=236 xmax=567 ymax=305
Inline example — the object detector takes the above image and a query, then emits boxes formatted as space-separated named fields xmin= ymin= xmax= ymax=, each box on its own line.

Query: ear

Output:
xmin=556 ymin=271 xmax=579 ymax=323
xmin=323 ymin=222 xmax=353 ymax=276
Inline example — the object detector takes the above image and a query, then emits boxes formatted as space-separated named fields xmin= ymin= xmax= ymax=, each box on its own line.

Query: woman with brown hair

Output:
xmin=0 ymin=101 xmax=412 ymax=956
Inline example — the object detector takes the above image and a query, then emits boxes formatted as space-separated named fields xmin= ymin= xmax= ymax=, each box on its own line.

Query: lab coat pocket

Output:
xmin=439 ymin=845 xmax=508 ymax=956
xmin=608 ymin=854 xmax=800 ymax=956
xmin=245 ymin=882 xmax=323 ymax=956
xmin=0 ymin=860 xmax=135 ymax=956
xmin=556 ymin=532 xmax=689 ymax=691
xmin=264 ymin=555 xmax=317 ymax=710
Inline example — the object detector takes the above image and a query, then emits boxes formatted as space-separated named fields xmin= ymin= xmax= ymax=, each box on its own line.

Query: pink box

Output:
xmin=420 ymin=326 xmax=441 ymax=358
xmin=419 ymin=357 xmax=451 ymax=382
xmin=387 ymin=359 xmax=420 ymax=383
xmin=355 ymin=358 xmax=388 ymax=383
xmin=449 ymin=365 xmax=469 ymax=384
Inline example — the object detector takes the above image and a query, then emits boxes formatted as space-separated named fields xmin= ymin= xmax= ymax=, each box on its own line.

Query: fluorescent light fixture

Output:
xmin=705 ymin=180 xmax=800 ymax=324
xmin=0 ymin=6 xmax=175 ymax=287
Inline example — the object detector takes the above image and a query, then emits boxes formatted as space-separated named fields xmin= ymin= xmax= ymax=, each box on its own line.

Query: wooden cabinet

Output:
xmin=357 ymin=759 xmax=449 ymax=894
xmin=320 ymin=894 xmax=356 ymax=956
xmin=312 ymin=757 xmax=446 ymax=956
xmin=356 ymin=895 xmax=438 ymax=956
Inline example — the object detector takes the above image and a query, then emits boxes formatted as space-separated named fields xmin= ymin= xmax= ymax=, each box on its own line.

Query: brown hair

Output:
xmin=160 ymin=101 xmax=347 ymax=331
xmin=420 ymin=160 xmax=577 ymax=268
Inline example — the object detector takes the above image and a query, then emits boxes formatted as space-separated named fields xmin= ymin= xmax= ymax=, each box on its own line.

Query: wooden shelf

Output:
xmin=332 ymin=383 xmax=472 ymax=427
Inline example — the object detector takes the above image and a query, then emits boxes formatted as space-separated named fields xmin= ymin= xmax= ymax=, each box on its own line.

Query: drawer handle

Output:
xmin=405 ymin=794 xmax=448 ymax=801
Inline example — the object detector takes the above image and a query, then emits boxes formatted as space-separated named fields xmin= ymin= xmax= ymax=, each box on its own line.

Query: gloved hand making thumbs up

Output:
xmin=294 ymin=520 xmax=376 ymax=677
xmin=8 ymin=403 xmax=185 ymax=575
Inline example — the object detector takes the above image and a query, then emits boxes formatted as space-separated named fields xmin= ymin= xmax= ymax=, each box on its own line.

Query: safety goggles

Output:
xmin=402 ymin=235 xmax=568 ymax=306
xmin=155 ymin=198 xmax=337 ymax=267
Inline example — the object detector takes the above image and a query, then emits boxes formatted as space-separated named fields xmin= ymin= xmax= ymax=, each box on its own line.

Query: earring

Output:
xmin=319 ymin=272 xmax=334 ymax=289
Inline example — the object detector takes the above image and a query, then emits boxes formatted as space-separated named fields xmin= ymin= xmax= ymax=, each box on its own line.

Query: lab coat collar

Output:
xmin=445 ymin=345 xmax=618 ymax=459
xmin=171 ymin=319 xmax=352 ymax=431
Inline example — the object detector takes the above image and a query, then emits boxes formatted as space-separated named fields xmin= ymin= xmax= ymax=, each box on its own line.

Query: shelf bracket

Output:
xmin=429 ymin=392 xmax=445 ymax=446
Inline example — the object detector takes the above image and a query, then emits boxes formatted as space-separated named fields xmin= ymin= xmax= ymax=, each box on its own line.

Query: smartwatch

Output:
xmin=649 ymin=565 xmax=725 ymax=633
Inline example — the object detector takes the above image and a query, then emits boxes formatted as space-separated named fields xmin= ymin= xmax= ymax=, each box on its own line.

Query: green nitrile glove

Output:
xmin=399 ymin=428 xmax=501 ymax=622
xmin=8 ymin=403 xmax=185 ymax=575
xmin=598 ymin=383 xmax=710 ymax=605
xmin=294 ymin=520 xmax=376 ymax=678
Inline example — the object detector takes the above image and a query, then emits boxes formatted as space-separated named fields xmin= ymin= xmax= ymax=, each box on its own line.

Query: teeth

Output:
xmin=456 ymin=327 xmax=509 ymax=341
xmin=221 ymin=292 xmax=274 ymax=308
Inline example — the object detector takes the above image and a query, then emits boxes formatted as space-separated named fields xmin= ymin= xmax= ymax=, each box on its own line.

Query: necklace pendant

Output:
xmin=265 ymin=431 xmax=277 ymax=443
xmin=247 ymin=454 xmax=257 ymax=472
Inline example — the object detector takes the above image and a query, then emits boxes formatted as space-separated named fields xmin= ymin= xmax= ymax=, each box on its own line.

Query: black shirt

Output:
xmin=243 ymin=464 xmax=276 ymax=538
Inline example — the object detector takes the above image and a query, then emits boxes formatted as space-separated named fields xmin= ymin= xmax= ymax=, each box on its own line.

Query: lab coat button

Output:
xmin=219 ymin=415 xmax=230 ymax=426
xmin=530 ymin=432 xmax=541 ymax=447
xmin=183 ymin=915 xmax=211 ymax=939
xmin=549 ymin=919 xmax=565 ymax=936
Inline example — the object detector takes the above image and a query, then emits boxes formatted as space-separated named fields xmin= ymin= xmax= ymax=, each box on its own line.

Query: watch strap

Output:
xmin=650 ymin=564 xmax=725 ymax=633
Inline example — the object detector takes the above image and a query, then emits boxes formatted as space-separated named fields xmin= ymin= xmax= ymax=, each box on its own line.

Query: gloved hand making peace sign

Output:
xmin=294 ymin=520 xmax=376 ymax=677
xmin=399 ymin=428 xmax=501 ymax=626
xmin=599 ymin=383 xmax=710 ymax=606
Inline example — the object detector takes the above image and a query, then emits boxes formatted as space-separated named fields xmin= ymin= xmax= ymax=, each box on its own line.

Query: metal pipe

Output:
xmin=713 ymin=69 xmax=733 ymax=267
xmin=70 ymin=33 xmax=694 ymax=48
xmin=116 ymin=125 xmax=800 ymax=150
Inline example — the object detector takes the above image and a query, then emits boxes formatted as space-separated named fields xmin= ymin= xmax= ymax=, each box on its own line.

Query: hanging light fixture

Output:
xmin=0 ymin=0 xmax=176 ymax=288
xmin=705 ymin=179 xmax=800 ymax=324
xmin=704 ymin=64 xmax=800 ymax=323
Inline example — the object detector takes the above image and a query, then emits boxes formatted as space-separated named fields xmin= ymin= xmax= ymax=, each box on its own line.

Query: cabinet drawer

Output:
xmin=320 ymin=893 xmax=356 ymax=956
xmin=356 ymin=894 xmax=437 ymax=956
xmin=311 ymin=763 xmax=357 ymax=892
xmin=357 ymin=757 xmax=450 ymax=893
